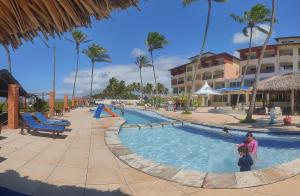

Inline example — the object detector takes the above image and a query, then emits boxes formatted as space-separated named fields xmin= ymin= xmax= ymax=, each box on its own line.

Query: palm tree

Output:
xmin=67 ymin=30 xmax=90 ymax=99
xmin=246 ymin=0 xmax=276 ymax=122
xmin=144 ymin=83 xmax=154 ymax=96
xmin=135 ymin=55 xmax=151 ymax=96
xmin=83 ymin=44 xmax=111 ymax=98
xmin=230 ymin=4 xmax=272 ymax=105
xmin=182 ymin=0 xmax=226 ymax=103
xmin=146 ymin=32 xmax=168 ymax=96
xmin=3 ymin=44 xmax=12 ymax=73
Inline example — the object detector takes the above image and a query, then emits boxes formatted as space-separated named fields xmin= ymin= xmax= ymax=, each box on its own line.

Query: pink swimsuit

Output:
xmin=239 ymin=140 xmax=258 ymax=155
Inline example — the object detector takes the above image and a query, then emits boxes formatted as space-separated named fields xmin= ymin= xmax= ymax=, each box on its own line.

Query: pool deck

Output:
xmin=149 ymin=107 xmax=300 ymax=133
xmin=0 ymin=108 xmax=300 ymax=195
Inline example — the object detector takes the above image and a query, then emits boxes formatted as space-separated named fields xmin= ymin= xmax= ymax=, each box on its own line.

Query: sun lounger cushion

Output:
xmin=35 ymin=112 xmax=70 ymax=126
xmin=22 ymin=113 xmax=65 ymax=132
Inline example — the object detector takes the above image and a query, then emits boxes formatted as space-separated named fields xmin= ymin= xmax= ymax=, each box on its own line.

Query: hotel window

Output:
xmin=172 ymin=88 xmax=178 ymax=94
xmin=263 ymin=51 xmax=275 ymax=58
xmin=279 ymin=62 xmax=293 ymax=70
xmin=230 ymin=82 xmax=241 ymax=88
xmin=279 ymin=49 xmax=293 ymax=56
xmin=298 ymin=48 xmax=300 ymax=55
xmin=196 ymin=74 xmax=201 ymax=80
xmin=187 ymin=76 xmax=193 ymax=81
xmin=298 ymin=62 xmax=300 ymax=70
xmin=186 ymin=66 xmax=193 ymax=72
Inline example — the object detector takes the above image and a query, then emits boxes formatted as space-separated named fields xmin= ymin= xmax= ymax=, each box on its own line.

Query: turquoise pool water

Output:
xmin=118 ymin=109 xmax=300 ymax=173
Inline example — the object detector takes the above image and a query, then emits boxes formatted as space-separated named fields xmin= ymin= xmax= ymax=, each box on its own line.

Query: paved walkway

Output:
xmin=0 ymin=108 xmax=300 ymax=195
xmin=154 ymin=107 xmax=300 ymax=133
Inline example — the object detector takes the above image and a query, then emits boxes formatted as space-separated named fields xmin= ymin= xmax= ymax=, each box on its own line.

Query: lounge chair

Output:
xmin=21 ymin=113 xmax=65 ymax=136
xmin=35 ymin=112 xmax=70 ymax=126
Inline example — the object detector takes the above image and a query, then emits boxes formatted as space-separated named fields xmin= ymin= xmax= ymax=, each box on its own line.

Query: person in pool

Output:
xmin=237 ymin=132 xmax=258 ymax=162
xmin=238 ymin=146 xmax=253 ymax=172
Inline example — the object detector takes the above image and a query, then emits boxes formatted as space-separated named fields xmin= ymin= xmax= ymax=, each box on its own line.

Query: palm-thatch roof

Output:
xmin=0 ymin=69 xmax=27 ymax=97
xmin=0 ymin=0 xmax=139 ymax=48
xmin=257 ymin=74 xmax=300 ymax=91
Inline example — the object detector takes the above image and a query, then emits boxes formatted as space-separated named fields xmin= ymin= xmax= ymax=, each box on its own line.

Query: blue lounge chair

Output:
xmin=21 ymin=113 xmax=65 ymax=136
xmin=35 ymin=112 xmax=70 ymax=126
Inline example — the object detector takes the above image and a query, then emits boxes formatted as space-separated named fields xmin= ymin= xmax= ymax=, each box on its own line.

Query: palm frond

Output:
xmin=242 ymin=27 xmax=249 ymax=37
xmin=230 ymin=14 xmax=245 ymax=24
xmin=182 ymin=0 xmax=197 ymax=7
xmin=146 ymin=32 xmax=168 ymax=51
xmin=255 ymin=25 xmax=268 ymax=34
xmin=213 ymin=0 xmax=227 ymax=3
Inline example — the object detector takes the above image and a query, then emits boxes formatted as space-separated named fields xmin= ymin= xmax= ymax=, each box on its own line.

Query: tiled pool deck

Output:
xmin=0 ymin=108 xmax=300 ymax=195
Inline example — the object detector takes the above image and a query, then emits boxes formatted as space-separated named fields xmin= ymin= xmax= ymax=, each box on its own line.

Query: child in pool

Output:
xmin=237 ymin=132 xmax=258 ymax=162
xmin=238 ymin=146 xmax=253 ymax=172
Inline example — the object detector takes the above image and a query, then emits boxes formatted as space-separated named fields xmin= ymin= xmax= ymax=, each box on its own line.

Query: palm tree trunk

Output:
xmin=150 ymin=50 xmax=158 ymax=107
xmin=72 ymin=44 xmax=80 ymax=99
xmin=190 ymin=0 xmax=212 ymax=105
xmin=150 ymin=51 xmax=157 ymax=94
xmin=236 ymin=27 xmax=253 ymax=106
xmin=90 ymin=61 xmax=95 ymax=98
xmin=139 ymin=67 xmax=144 ymax=96
xmin=53 ymin=46 xmax=56 ymax=93
xmin=52 ymin=46 xmax=56 ymax=110
xmin=4 ymin=45 xmax=12 ymax=73
xmin=246 ymin=0 xmax=276 ymax=121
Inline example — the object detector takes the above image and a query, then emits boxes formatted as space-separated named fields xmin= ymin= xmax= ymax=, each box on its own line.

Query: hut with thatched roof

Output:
xmin=257 ymin=74 xmax=300 ymax=114
xmin=0 ymin=0 xmax=139 ymax=129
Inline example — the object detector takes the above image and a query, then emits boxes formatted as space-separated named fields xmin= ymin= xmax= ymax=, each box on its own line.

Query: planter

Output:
xmin=283 ymin=116 xmax=292 ymax=125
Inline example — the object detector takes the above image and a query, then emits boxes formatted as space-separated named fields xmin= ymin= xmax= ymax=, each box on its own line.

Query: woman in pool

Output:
xmin=237 ymin=132 xmax=258 ymax=162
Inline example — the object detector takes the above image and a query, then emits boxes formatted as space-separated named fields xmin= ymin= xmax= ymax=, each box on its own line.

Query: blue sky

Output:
xmin=0 ymin=0 xmax=299 ymax=97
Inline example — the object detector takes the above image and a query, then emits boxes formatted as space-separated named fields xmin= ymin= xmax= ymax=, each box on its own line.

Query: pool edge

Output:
xmin=105 ymin=117 xmax=300 ymax=189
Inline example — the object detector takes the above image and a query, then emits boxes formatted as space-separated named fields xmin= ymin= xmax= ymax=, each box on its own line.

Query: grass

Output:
xmin=240 ymin=118 xmax=257 ymax=123
xmin=181 ymin=111 xmax=192 ymax=115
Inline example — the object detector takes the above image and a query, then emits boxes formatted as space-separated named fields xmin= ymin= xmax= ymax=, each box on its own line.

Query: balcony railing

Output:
xmin=213 ymin=74 xmax=224 ymax=79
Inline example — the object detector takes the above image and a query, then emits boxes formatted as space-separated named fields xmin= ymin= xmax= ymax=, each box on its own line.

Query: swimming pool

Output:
xmin=109 ymin=107 xmax=171 ymax=124
xmin=118 ymin=109 xmax=300 ymax=173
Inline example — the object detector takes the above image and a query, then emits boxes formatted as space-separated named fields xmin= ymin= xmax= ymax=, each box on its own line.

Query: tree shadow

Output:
xmin=0 ymin=170 xmax=130 ymax=196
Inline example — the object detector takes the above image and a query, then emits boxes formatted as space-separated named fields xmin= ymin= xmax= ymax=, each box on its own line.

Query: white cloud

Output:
xmin=232 ymin=51 xmax=240 ymax=58
xmin=131 ymin=48 xmax=146 ymax=57
xmin=62 ymin=55 xmax=188 ymax=96
xmin=232 ymin=24 xmax=275 ymax=45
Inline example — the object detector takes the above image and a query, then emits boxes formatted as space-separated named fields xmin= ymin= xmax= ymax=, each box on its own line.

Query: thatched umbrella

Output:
xmin=257 ymin=74 xmax=300 ymax=114
xmin=0 ymin=0 xmax=139 ymax=48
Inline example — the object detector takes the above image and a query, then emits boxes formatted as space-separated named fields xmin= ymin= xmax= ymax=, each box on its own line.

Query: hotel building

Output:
xmin=169 ymin=36 xmax=300 ymax=107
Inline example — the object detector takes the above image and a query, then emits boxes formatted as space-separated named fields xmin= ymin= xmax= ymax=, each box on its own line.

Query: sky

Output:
xmin=0 ymin=0 xmax=299 ymax=98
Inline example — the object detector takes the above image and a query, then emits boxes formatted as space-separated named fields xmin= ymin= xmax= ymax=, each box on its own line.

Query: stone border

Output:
xmin=105 ymin=118 xmax=300 ymax=188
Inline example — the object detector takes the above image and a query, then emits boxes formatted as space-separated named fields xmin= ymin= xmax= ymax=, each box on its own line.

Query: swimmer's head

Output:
xmin=246 ymin=132 xmax=254 ymax=141
xmin=238 ymin=146 xmax=248 ymax=156
xmin=223 ymin=127 xmax=229 ymax=133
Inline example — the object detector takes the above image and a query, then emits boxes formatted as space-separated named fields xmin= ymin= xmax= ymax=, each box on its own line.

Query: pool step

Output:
xmin=122 ymin=121 xmax=184 ymax=130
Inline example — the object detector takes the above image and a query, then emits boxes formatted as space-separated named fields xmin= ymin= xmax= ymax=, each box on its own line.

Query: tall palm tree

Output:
xmin=83 ymin=44 xmax=111 ymax=98
xmin=246 ymin=0 xmax=276 ymax=121
xmin=3 ymin=44 xmax=12 ymax=73
xmin=146 ymin=32 xmax=168 ymax=96
xmin=182 ymin=0 xmax=226 ymax=103
xmin=67 ymin=30 xmax=90 ymax=99
xmin=135 ymin=55 xmax=151 ymax=96
xmin=230 ymin=4 xmax=272 ymax=105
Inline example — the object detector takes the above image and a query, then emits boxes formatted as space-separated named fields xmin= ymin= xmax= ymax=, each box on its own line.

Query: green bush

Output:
xmin=181 ymin=111 xmax=192 ymax=115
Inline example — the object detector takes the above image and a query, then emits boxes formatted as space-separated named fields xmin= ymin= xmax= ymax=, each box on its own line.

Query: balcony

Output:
xmin=202 ymin=71 xmax=212 ymax=80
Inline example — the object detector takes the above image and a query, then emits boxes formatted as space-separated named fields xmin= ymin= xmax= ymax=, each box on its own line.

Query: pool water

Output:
xmin=118 ymin=109 xmax=300 ymax=173
xmin=109 ymin=107 xmax=171 ymax=124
